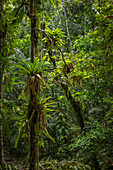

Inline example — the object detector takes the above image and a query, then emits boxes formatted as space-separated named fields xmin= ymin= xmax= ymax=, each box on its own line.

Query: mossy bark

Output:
xmin=29 ymin=0 xmax=40 ymax=169
xmin=0 ymin=0 xmax=5 ymax=166
xmin=61 ymin=83 xmax=84 ymax=130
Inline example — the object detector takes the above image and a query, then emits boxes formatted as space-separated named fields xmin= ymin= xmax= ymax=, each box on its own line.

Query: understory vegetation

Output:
xmin=0 ymin=0 xmax=113 ymax=169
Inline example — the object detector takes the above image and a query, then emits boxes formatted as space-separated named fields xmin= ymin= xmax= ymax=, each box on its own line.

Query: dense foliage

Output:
xmin=0 ymin=0 xmax=113 ymax=169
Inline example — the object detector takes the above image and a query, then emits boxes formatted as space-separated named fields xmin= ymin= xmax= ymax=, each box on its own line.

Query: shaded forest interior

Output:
xmin=0 ymin=0 xmax=113 ymax=169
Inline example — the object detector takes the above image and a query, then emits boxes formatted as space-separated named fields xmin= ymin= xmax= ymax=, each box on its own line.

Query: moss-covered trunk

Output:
xmin=29 ymin=0 xmax=40 ymax=169
xmin=61 ymin=83 xmax=84 ymax=130
xmin=48 ymin=50 xmax=84 ymax=130
xmin=0 ymin=0 xmax=5 ymax=166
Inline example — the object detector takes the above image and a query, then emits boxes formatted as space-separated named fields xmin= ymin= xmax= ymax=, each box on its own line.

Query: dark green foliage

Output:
xmin=1 ymin=0 xmax=113 ymax=169
xmin=70 ymin=120 xmax=113 ymax=169
xmin=39 ymin=160 xmax=91 ymax=169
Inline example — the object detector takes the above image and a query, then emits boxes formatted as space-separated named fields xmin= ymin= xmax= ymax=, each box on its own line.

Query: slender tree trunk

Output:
xmin=0 ymin=82 xmax=4 ymax=165
xmin=29 ymin=94 xmax=37 ymax=170
xmin=29 ymin=0 xmax=40 ymax=169
xmin=0 ymin=0 xmax=5 ymax=166
xmin=61 ymin=0 xmax=73 ymax=52
xmin=61 ymin=83 xmax=84 ymax=130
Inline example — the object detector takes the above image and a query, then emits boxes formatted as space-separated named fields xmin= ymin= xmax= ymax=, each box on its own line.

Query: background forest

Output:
xmin=0 ymin=0 xmax=113 ymax=169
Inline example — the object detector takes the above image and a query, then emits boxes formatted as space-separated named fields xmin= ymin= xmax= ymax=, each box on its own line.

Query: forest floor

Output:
xmin=5 ymin=157 xmax=28 ymax=170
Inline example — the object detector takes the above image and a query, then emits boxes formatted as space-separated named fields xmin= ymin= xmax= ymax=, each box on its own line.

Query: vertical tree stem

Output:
xmin=30 ymin=0 xmax=35 ymax=63
xmin=29 ymin=0 xmax=40 ymax=169
xmin=61 ymin=0 xmax=73 ymax=52
xmin=0 ymin=0 xmax=5 ymax=166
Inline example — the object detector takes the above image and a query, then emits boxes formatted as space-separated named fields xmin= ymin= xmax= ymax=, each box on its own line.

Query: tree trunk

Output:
xmin=48 ymin=49 xmax=84 ymax=130
xmin=0 ymin=0 xmax=5 ymax=166
xmin=61 ymin=83 xmax=84 ymax=130
xmin=29 ymin=0 xmax=40 ymax=169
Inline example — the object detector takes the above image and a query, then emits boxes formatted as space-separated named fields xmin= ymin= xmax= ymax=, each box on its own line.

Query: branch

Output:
xmin=12 ymin=2 xmax=29 ymax=24
xmin=38 ymin=28 xmax=69 ymax=68
xmin=56 ymin=45 xmax=69 ymax=68
xmin=40 ymin=28 xmax=85 ymax=129
xmin=38 ymin=28 xmax=53 ymax=44
xmin=14 ymin=2 xmax=28 ymax=17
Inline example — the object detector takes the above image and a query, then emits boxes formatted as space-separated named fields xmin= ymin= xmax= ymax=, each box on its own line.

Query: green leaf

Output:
xmin=15 ymin=122 xmax=25 ymax=148
xmin=11 ymin=82 xmax=25 ymax=85
xmin=7 ymin=17 xmax=16 ymax=26
xmin=30 ymin=63 xmax=34 ymax=72
xmin=46 ymin=114 xmax=53 ymax=119
xmin=33 ymin=57 xmax=39 ymax=68
xmin=49 ymin=0 xmax=56 ymax=8
xmin=21 ymin=59 xmax=31 ymax=71
xmin=33 ymin=65 xmax=40 ymax=74
xmin=58 ymin=95 xmax=64 ymax=100
xmin=41 ymin=96 xmax=51 ymax=104
xmin=0 ymin=20 xmax=4 ymax=32
xmin=1 ymin=12 xmax=6 ymax=26
xmin=44 ymin=108 xmax=58 ymax=112
xmin=16 ymin=8 xmax=24 ymax=24
xmin=43 ymin=128 xmax=55 ymax=142
xmin=15 ymin=64 xmax=30 ymax=74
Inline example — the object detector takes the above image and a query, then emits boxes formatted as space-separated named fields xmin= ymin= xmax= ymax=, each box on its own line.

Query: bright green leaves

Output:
xmin=15 ymin=57 xmax=46 ymax=75
xmin=43 ymin=28 xmax=65 ymax=47
xmin=15 ymin=121 xmax=26 ymax=149
xmin=48 ymin=0 xmax=56 ymax=9
xmin=0 ymin=12 xmax=6 ymax=32
xmin=0 ymin=12 xmax=16 ymax=35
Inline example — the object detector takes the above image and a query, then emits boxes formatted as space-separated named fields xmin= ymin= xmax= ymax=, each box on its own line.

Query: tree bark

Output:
xmin=0 ymin=0 xmax=5 ymax=166
xmin=61 ymin=83 xmax=84 ymax=130
xmin=47 ymin=47 xmax=84 ymax=130
xmin=29 ymin=0 xmax=39 ymax=169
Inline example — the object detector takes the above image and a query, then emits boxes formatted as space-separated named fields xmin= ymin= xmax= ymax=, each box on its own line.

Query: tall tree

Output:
xmin=28 ymin=0 xmax=40 ymax=169
xmin=0 ymin=0 xmax=5 ymax=166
